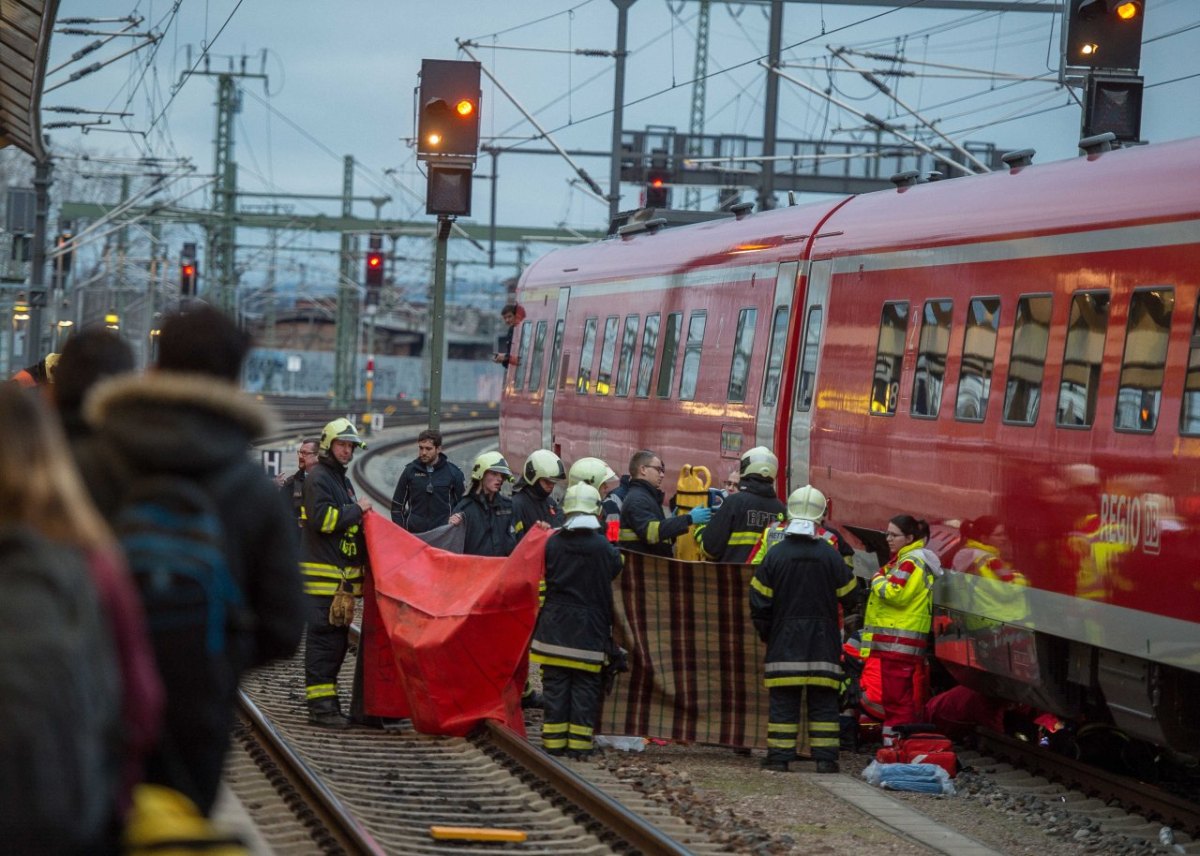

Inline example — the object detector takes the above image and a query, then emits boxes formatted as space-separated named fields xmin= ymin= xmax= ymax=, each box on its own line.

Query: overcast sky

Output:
xmin=40 ymin=0 xmax=1200 ymax=283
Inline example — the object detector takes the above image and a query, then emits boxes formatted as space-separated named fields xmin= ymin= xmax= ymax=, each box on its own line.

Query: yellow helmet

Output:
xmin=522 ymin=449 xmax=565 ymax=485
xmin=562 ymin=482 xmax=603 ymax=517
xmin=568 ymin=456 xmax=618 ymax=489
xmin=319 ymin=417 xmax=365 ymax=453
xmin=740 ymin=445 xmax=778 ymax=480
xmin=471 ymin=450 xmax=513 ymax=481
xmin=787 ymin=484 xmax=827 ymax=523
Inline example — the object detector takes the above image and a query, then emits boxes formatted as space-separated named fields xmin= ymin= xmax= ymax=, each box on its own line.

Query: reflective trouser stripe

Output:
xmin=306 ymin=683 xmax=337 ymax=700
xmin=542 ymin=721 xmax=568 ymax=751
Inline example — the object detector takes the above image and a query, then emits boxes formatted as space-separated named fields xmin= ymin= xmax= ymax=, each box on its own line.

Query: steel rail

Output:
xmin=236 ymin=689 xmax=388 ymax=855
xmin=481 ymin=720 xmax=695 ymax=855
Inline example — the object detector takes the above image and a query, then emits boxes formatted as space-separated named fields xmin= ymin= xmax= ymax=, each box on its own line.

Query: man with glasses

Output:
xmin=390 ymin=429 xmax=466 ymax=534
xmin=278 ymin=438 xmax=320 ymax=526
xmin=619 ymin=449 xmax=712 ymax=557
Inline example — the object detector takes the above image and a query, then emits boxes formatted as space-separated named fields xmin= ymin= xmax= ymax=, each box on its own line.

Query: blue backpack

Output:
xmin=115 ymin=474 xmax=246 ymax=658
xmin=0 ymin=527 xmax=121 ymax=855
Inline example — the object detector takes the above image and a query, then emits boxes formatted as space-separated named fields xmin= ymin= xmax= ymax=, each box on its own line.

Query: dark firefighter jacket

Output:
xmin=530 ymin=527 xmax=623 ymax=672
xmin=695 ymin=475 xmax=785 ymax=562
xmin=390 ymin=452 xmax=465 ymax=533
xmin=619 ymin=478 xmax=694 ymax=557
xmin=750 ymin=533 xmax=858 ymax=690
xmin=300 ymin=456 xmax=366 ymax=597
xmin=511 ymin=480 xmax=564 ymax=542
xmin=280 ymin=469 xmax=307 ymax=526
xmin=453 ymin=490 xmax=517 ymax=557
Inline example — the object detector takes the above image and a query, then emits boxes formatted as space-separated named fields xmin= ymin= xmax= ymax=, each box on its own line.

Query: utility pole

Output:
xmin=684 ymin=0 xmax=711 ymax=211
xmin=428 ymin=216 xmax=452 ymax=431
xmin=609 ymin=0 xmax=636 ymax=224
xmin=758 ymin=0 xmax=784 ymax=212
xmin=333 ymin=156 xmax=360 ymax=410
xmin=26 ymin=157 xmax=52 ymax=365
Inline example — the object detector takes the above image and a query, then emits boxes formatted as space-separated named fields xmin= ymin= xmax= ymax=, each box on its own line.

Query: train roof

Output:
xmin=518 ymin=136 xmax=1200 ymax=288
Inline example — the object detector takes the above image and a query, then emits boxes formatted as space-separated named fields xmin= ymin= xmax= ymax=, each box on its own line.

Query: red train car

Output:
xmin=501 ymin=137 xmax=1200 ymax=755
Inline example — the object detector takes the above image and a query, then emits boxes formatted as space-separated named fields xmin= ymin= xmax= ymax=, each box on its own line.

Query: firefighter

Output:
xmin=864 ymin=514 xmax=936 ymax=747
xmin=567 ymin=456 xmax=621 ymax=542
xmin=449 ymin=451 xmax=518 ymax=557
xmin=748 ymin=488 xmax=854 ymax=569
xmin=694 ymin=446 xmax=785 ymax=562
xmin=300 ymin=418 xmax=370 ymax=728
xmin=618 ymin=449 xmax=711 ymax=556
xmin=750 ymin=485 xmax=858 ymax=773
xmin=512 ymin=449 xmax=566 ymax=542
xmin=530 ymin=483 xmax=622 ymax=760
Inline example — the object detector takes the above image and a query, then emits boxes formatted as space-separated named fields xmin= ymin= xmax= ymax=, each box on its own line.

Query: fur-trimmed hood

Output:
xmin=84 ymin=371 xmax=278 ymax=477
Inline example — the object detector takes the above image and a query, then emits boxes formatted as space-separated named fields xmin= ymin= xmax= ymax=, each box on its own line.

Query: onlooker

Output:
xmin=85 ymin=303 xmax=303 ymax=815
xmin=511 ymin=448 xmax=566 ymax=542
xmin=695 ymin=446 xmax=785 ymax=563
xmin=492 ymin=303 xmax=525 ymax=368
xmin=301 ymin=418 xmax=371 ymax=728
xmin=863 ymin=514 xmax=937 ymax=747
xmin=750 ymin=485 xmax=858 ymax=773
xmin=0 ymin=383 xmax=161 ymax=853
xmin=53 ymin=326 xmax=135 ymax=446
xmin=389 ymin=428 xmax=465 ymax=533
xmin=449 ymin=451 xmax=518 ymax=556
xmin=530 ymin=483 xmax=622 ymax=760
xmin=723 ymin=469 xmax=741 ymax=494
xmin=277 ymin=438 xmax=319 ymax=525
xmin=618 ymin=449 xmax=711 ymax=557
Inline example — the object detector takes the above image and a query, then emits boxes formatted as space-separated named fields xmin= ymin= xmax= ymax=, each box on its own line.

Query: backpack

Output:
xmin=0 ymin=526 xmax=121 ymax=855
xmin=115 ymin=473 xmax=247 ymax=664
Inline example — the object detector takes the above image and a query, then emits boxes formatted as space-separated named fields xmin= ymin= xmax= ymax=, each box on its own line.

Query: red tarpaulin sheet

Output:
xmin=361 ymin=513 xmax=548 ymax=736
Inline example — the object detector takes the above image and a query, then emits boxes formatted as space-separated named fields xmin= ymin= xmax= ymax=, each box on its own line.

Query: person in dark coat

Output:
xmin=695 ymin=446 xmax=786 ymax=563
xmin=84 ymin=304 xmax=303 ymax=815
xmin=389 ymin=428 xmax=465 ymax=533
xmin=618 ymin=449 xmax=711 ymax=557
xmin=300 ymin=418 xmax=371 ymax=728
xmin=530 ymin=483 xmax=623 ymax=759
xmin=449 ymin=450 xmax=518 ymax=557
xmin=750 ymin=484 xmax=858 ymax=773
xmin=511 ymin=448 xmax=566 ymax=542
xmin=492 ymin=303 xmax=524 ymax=368
xmin=277 ymin=437 xmax=319 ymax=526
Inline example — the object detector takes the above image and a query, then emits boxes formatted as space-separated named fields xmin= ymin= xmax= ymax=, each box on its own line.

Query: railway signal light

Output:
xmin=416 ymin=59 xmax=482 ymax=161
xmin=1065 ymin=0 xmax=1144 ymax=70
xmin=365 ymin=233 xmax=384 ymax=306
xmin=180 ymin=241 xmax=198 ymax=296
xmin=645 ymin=170 xmax=670 ymax=209
xmin=1082 ymin=73 xmax=1143 ymax=143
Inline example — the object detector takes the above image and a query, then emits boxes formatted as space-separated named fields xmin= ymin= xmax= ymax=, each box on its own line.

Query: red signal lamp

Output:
xmin=650 ymin=178 xmax=665 ymax=188
xmin=182 ymin=263 xmax=196 ymax=276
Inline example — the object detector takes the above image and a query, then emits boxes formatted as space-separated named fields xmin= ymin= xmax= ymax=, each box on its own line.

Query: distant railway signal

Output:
xmin=180 ymin=242 xmax=198 ymax=296
xmin=1065 ymin=0 xmax=1144 ymax=70
xmin=365 ymin=233 xmax=384 ymax=307
xmin=645 ymin=171 xmax=670 ymax=209
xmin=416 ymin=59 xmax=482 ymax=161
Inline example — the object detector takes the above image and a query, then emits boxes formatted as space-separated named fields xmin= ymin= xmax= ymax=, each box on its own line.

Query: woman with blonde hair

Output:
xmin=0 ymin=384 xmax=161 ymax=853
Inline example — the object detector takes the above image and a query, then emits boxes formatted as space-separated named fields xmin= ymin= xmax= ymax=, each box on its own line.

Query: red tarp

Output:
xmin=361 ymin=513 xmax=548 ymax=736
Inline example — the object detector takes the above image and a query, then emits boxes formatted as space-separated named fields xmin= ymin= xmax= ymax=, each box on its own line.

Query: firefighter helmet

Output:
xmin=523 ymin=449 xmax=565 ymax=485
xmin=319 ymin=417 xmax=365 ymax=453
xmin=471 ymin=450 xmax=513 ymax=481
xmin=567 ymin=456 xmax=618 ymax=489
xmin=562 ymin=482 xmax=603 ymax=517
xmin=740 ymin=445 xmax=778 ymax=480
xmin=787 ymin=484 xmax=827 ymax=522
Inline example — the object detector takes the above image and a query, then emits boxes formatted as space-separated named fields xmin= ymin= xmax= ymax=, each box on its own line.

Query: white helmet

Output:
xmin=471 ymin=450 xmax=514 ymax=481
xmin=740 ymin=445 xmax=778 ymax=480
xmin=523 ymin=449 xmax=566 ymax=485
xmin=568 ymin=456 xmax=618 ymax=489
xmin=787 ymin=484 xmax=827 ymax=523
xmin=562 ymin=482 xmax=603 ymax=516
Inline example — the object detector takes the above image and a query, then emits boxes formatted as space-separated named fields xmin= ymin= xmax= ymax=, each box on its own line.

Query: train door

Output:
xmin=754 ymin=261 xmax=800 ymax=451
xmin=786 ymin=258 xmax=832 ymax=491
xmin=541 ymin=288 xmax=570 ymax=449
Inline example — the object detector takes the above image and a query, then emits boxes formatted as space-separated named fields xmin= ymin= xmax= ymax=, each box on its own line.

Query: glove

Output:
xmin=689 ymin=506 xmax=713 ymax=525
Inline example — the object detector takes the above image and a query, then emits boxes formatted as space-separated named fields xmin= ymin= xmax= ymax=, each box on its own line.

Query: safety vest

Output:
xmin=749 ymin=520 xmax=841 ymax=566
xmin=862 ymin=539 xmax=934 ymax=660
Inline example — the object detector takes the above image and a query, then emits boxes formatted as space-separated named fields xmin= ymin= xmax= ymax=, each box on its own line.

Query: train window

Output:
xmin=1116 ymin=288 xmax=1174 ymax=433
xmin=955 ymin=297 xmax=1001 ymax=422
xmin=679 ymin=311 xmax=708 ymax=401
xmin=596 ymin=316 xmax=620 ymax=395
xmin=636 ymin=314 xmax=660 ymax=398
xmin=546 ymin=319 xmax=565 ymax=391
xmin=761 ymin=306 xmax=790 ymax=407
xmin=1181 ymin=301 xmax=1200 ymax=435
xmin=1056 ymin=291 xmax=1111 ymax=429
xmin=657 ymin=312 xmax=683 ymax=399
xmin=870 ymin=301 xmax=909 ymax=415
xmin=1003 ymin=294 xmax=1052 ymax=425
xmin=795 ymin=306 xmax=823 ymax=412
xmin=526 ymin=320 xmax=548 ymax=392
xmin=577 ymin=317 xmax=598 ymax=395
xmin=727 ymin=308 xmax=757 ymax=403
xmin=615 ymin=315 xmax=640 ymax=397
xmin=514 ymin=321 xmax=533 ymax=391
xmin=911 ymin=300 xmax=953 ymax=418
